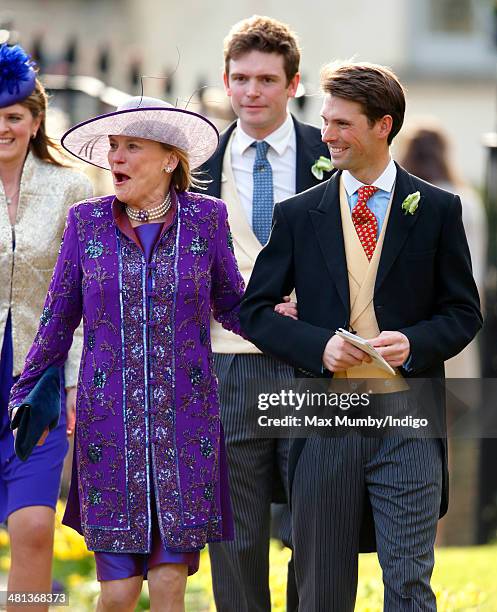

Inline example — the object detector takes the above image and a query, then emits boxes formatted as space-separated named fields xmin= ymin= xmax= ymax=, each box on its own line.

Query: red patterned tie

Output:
xmin=352 ymin=185 xmax=378 ymax=261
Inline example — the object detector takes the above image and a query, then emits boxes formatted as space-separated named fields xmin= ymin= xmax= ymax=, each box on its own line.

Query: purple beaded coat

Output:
xmin=9 ymin=189 xmax=245 ymax=553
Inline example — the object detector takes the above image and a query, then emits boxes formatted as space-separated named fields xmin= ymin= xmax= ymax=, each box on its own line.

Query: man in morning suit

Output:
xmin=240 ymin=62 xmax=482 ymax=611
xmin=199 ymin=16 xmax=330 ymax=612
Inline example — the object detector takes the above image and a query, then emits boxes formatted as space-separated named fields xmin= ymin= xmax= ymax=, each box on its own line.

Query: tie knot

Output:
xmin=357 ymin=185 xmax=378 ymax=203
xmin=253 ymin=140 xmax=270 ymax=159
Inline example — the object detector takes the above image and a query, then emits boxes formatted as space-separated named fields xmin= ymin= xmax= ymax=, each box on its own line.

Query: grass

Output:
xmin=0 ymin=510 xmax=495 ymax=611
xmin=355 ymin=546 xmax=496 ymax=612
xmin=189 ymin=542 xmax=497 ymax=611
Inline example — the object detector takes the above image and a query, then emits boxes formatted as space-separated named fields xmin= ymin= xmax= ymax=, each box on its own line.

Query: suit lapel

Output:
xmin=294 ymin=117 xmax=329 ymax=192
xmin=308 ymin=164 xmax=419 ymax=318
xmin=375 ymin=164 xmax=422 ymax=293
xmin=221 ymin=133 xmax=262 ymax=260
xmin=202 ymin=122 xmax=237 ymax=198
xmin=309 ymin=172 xmax=350 ymax=314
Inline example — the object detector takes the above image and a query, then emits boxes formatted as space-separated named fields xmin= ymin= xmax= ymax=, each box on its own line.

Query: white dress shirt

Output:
xmin=230 ymin=113 xmax=297 ymax=227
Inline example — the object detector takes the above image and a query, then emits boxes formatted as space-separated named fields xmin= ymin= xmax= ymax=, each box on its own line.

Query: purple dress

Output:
xmin=9 ymin=190 xmax=243 ymax=555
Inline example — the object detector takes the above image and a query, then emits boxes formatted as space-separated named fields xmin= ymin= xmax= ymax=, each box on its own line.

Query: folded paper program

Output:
xmin=335 ymin=328 xmax=396 ymax=375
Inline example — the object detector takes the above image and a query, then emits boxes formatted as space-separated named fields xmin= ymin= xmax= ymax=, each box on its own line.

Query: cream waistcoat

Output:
xmin=0 ymin=153 xmax=92 ymax=385
xmin=210 ymin=131 xmax=263 ymax=354
xmin=335 ymin=179 xmax=406 ymax=389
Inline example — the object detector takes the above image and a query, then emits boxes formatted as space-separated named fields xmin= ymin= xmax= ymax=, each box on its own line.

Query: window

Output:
xmin=430 ymin=0 xmax=474 ymax=34
xmin=407 ymin=0 xmax=495 ymax=76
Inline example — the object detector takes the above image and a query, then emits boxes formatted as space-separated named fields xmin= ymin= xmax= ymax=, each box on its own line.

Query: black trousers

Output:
xmin=292 ymin=434 xmax=442 ymax=612
xmin=209 ymin=353 xmax=298 ymax=612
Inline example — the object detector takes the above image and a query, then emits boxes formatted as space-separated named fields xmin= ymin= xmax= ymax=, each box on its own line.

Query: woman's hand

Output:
xmin=10 ymin=407 xmax=19 ymax=440
xmin=36 ymin=428 xmax=50 ymax=445
xmin=274 ymin=295 xmax=298 ymax=320
xmin=66 ymin=386 xmax=77 ymax=436
xmin=10 ymin=407 xmax=50 ymax=445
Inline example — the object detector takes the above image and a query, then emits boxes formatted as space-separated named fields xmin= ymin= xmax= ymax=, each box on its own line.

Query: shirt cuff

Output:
xmin=403 ymin=354 xmax=413 ymax=372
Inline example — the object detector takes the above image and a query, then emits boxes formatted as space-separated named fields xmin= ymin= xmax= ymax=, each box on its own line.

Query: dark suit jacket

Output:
xmin=239 ymin=164 xmax=483 ymax=550
xmin=197 ymin=115 xmax=331 ymax=198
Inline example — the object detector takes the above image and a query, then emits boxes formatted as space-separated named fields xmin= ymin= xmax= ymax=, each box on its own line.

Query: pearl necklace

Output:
xmin=125 ymin=192 xmax=172 ymax=222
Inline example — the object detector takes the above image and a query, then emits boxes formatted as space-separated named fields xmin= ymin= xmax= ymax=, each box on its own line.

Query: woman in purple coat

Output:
xmin=9 ymin=96 xmax=248 ymax=611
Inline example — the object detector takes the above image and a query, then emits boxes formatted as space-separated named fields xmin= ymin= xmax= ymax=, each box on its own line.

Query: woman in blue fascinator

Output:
xmin=0 ymin=43 xmax=92 ymax=607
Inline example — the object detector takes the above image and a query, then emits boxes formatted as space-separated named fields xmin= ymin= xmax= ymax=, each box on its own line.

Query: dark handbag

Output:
xmin=10 ymin=366 xmax=61 ymax=461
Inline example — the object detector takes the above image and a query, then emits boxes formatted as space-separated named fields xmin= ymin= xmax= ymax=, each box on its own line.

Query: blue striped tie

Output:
xmin=252 ymin=140 xmax=273 ymax=245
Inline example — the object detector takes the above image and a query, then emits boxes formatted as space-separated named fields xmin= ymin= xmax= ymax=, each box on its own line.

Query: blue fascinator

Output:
xmin=0 ymin=43 xmax=37 ymax=108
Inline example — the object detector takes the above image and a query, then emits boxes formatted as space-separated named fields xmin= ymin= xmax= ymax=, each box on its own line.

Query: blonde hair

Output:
xmin=162 ymin=144 xmax=209 ymax=192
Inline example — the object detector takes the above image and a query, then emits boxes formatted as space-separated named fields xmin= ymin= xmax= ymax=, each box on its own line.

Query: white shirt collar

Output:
xmin=342 ymin=158 xmax=397 ymax=196
xmin=233 ymin=113 xmax=295 ymax=157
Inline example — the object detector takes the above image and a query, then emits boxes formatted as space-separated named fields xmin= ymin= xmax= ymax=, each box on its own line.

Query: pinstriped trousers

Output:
xmin=209 ymin=353 xmax=296 ymax=612
xmin=292 ymin=435 xmax=442 ymax=612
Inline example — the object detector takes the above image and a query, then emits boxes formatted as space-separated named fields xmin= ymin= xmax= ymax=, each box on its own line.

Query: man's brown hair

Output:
xmin=320 ymin=62 xmax=406 ymax=144
xmin=224 ymin=15 xmax=301 ymax=84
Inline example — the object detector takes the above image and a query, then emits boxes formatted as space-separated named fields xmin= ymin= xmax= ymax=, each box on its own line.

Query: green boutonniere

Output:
xmin=311 ymin=156 xmax=333 ymax=180
xmin=401 ymin=191 xmax=421 ymax=215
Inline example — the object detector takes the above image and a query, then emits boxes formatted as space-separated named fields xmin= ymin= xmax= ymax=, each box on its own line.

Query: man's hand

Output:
xmin=322 ymin=334 xmax=371 ymax=372
xmin=274 ymin=295 xmax=298 ymax=320
xmin=367 ymin=331 xmax=410 ymax=367
xmin=66 ymin=386 xmax=77 ymax=436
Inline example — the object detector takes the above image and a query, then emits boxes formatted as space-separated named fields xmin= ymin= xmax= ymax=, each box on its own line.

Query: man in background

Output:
xmin=199 ymin=15 xmax=330 ymax=612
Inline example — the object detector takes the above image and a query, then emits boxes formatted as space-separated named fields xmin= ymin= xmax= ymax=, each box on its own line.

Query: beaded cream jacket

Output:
xmin=0 ymin=152 xmax=92 ymax=386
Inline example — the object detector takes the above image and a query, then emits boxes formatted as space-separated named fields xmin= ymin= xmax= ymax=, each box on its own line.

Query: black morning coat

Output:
xmin=240 ymin=164 xmax=483 ymax=551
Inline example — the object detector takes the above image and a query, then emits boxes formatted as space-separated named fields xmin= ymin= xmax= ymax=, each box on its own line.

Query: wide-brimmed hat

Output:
xmin=61 ymin=96 xmax=219 ymax=170
xmin=0 ymin=44 xmax=37 ymax=108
